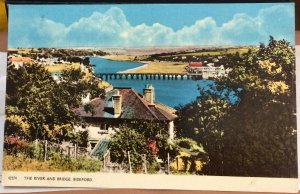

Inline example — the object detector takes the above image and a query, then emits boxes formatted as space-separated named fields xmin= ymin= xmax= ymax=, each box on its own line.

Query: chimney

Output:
xmin=143 ymin=84 xmax=155 ymax=105
xmin=113 ymin=90 xmax=122 ymax=115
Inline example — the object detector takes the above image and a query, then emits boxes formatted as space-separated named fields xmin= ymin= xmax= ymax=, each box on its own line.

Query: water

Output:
xmin=90 ymin=57 xmax=143 ymax=73
xmin=107 ymin=79 xmax=214 ymax=108
xmin=91 ymin=57 xmax=214 ymax=108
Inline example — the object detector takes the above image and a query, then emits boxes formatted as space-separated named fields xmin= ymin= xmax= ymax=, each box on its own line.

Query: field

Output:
xmin=103 ymin=47 xmax=252 ymax=74
xmin=164 ymin=48 xmax=251 ymax=58
xmin=181 ymin=48 xmax=250 ymax=56
xmin=103 ymin=55 xmax=148 ymax=61
xmin=8 ymin=48 xmax=39 ymax=54
xmin=104 ymin=55 xmax=188 ymax=74
xmin=45 ymin=63 xmax=81 ymax=73
xmin=133 ymin=62 xmax=188 ymax=74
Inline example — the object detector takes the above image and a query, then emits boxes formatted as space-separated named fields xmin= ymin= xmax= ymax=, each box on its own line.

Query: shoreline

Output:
xmin=97 ymin=55 xmax=113 ymax=60
xmin=99 ymin=55 xmax=136 ymax=61
xmin=117 ymin=63 xmax=148 ymax=73
xmin=97 ymin=54 xmax=149 ymax=73
xmin=95 ymin=54 xmax=187 ymax=74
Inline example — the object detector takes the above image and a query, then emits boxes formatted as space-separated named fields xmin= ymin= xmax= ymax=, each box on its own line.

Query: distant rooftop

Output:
xmin=9 ymin=57 xmax=33 ymax=63
xmin=189 ymin=61 xmax=203 ymax=67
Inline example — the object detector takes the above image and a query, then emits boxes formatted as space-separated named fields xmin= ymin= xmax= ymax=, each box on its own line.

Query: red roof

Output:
xmin=9 ymin=57 xmax=33 ymax=63
xmin=189 ymin=62 xmax=203 ymax=67
xmin=74 ymin=88 xmax=177 ymax=121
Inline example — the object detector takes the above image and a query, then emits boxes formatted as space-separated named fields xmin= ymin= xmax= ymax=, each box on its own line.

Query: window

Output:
xmin=100 ymin=124 xmax=107 ymax=131
xmin=90 ymin=143 xmax=96 ymax=149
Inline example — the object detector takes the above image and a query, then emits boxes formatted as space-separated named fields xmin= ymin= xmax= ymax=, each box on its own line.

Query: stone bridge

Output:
xmin=96 ymin=73 xmax=203 ymax=80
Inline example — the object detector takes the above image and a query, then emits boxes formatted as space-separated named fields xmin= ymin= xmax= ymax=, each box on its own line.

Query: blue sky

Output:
xmin=8 ymin=3 xmax=295 ymax=48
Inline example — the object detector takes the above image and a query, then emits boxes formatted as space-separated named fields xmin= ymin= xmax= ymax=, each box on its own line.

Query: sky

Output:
xmin=8 ymin=3 xmax=295 ymax=48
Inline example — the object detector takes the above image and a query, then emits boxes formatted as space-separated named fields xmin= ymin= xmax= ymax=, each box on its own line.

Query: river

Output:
xmin=90 ymin=57 xmax=214 ymax=108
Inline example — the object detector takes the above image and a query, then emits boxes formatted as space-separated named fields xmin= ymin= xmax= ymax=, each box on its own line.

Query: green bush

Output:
xmin=73 ymin=157 xmax=102 ymax=172
xmin=110 ymin=127 xmax=148 ymax=171
xmin=4 ymin=153 xmax=102 ymax=172
xmin=48 ymin=152 xmax=102 ymax=172
xmin=147 ymin=157 xmax=160 ymax=174
xmin=176 ymin=138 xmax=204 ymax=153
xmin=27 ymin=141 xmax=45 ymax=160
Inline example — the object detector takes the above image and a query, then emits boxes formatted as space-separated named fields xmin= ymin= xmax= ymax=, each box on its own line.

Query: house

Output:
xmin=38 ymin=57 xmax=59 ymax=65
xmin=9 ymin=57 xmax=33 ymax=69
xmin=187 ymin=61 xmax=230 ymax=79
xmin=74 ymin=84 xmax=177 ymax=152
xmin=206 ymin=63 xmax=214 ymax=67
xmin=51 ymin=72 xmax=62 ymax=83
xmin=187 ymin=61 xmax=203 ymax=73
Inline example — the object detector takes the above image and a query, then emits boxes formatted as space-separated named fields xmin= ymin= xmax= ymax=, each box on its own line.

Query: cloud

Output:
xmin=8 ymin=5 xmax=294 ymax=48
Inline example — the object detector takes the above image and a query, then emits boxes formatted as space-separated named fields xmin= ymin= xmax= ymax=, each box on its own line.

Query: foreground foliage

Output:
xmin=3 ymin=154 xmax=102 ymax=172
xmin=109 ymin=122 xmax=179 ymax=173
xmin=176 ymin=37 xmax=297 ymax=177
xmin=5 ymin=62 xmax=103 ymax=142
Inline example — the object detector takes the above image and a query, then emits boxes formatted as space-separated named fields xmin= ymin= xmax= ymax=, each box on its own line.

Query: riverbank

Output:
xmin=101 ymin=55 xmax=141 ymax=61
xmin=118 ymin=63 xmax=148 ymax=73
xmin=103 ymin=55 xmax=188 ymax=74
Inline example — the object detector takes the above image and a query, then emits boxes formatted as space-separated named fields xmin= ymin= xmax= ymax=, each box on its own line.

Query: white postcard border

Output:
xmin=2 ymin=171 xmax=298 ymax=193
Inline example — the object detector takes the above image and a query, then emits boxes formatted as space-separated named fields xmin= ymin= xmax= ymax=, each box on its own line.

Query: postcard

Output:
xmin=2 ymin=2 xmax=298 ymax=192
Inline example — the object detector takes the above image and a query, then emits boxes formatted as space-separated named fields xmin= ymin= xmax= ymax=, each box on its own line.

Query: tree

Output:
xmin=5 ymin=63 xmax=104 ymax=142
xmin=220 ymin=37 xmax=297 ymax=177
xmin=175 ymin=37 xmax=297 ymax=177
xmin=71 ymin=130 xmax=89 ymax=147
xmin=6 ymin=63 xmax=72 ymax=141
xmin=121 ymin=121 xmax=179 ymax=165
xmin=176 ymin=88 xmax=230 ymax=175
xmin=5 ymin=115 xmax=30 ymax=137
xmin=83 ymin=57 xmax=90 ymax=66
xmin=110 ymin=127 xmax=148 ymax=172
xmin=109 ymin=121 xmax=179 ymax=172
xmin=59 ymin=68 xmax=104 ymax=108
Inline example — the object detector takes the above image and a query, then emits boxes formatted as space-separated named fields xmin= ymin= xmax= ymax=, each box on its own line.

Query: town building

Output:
xmin=38 ymin=57 xmax=59 ymax=65
xmin=187 ymin=61 xmax=231 ymax=79
xmin=74 ymin=85 xmax=177 ymax=153
xmin=187 ymin=61 xmax=203 ymax=73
